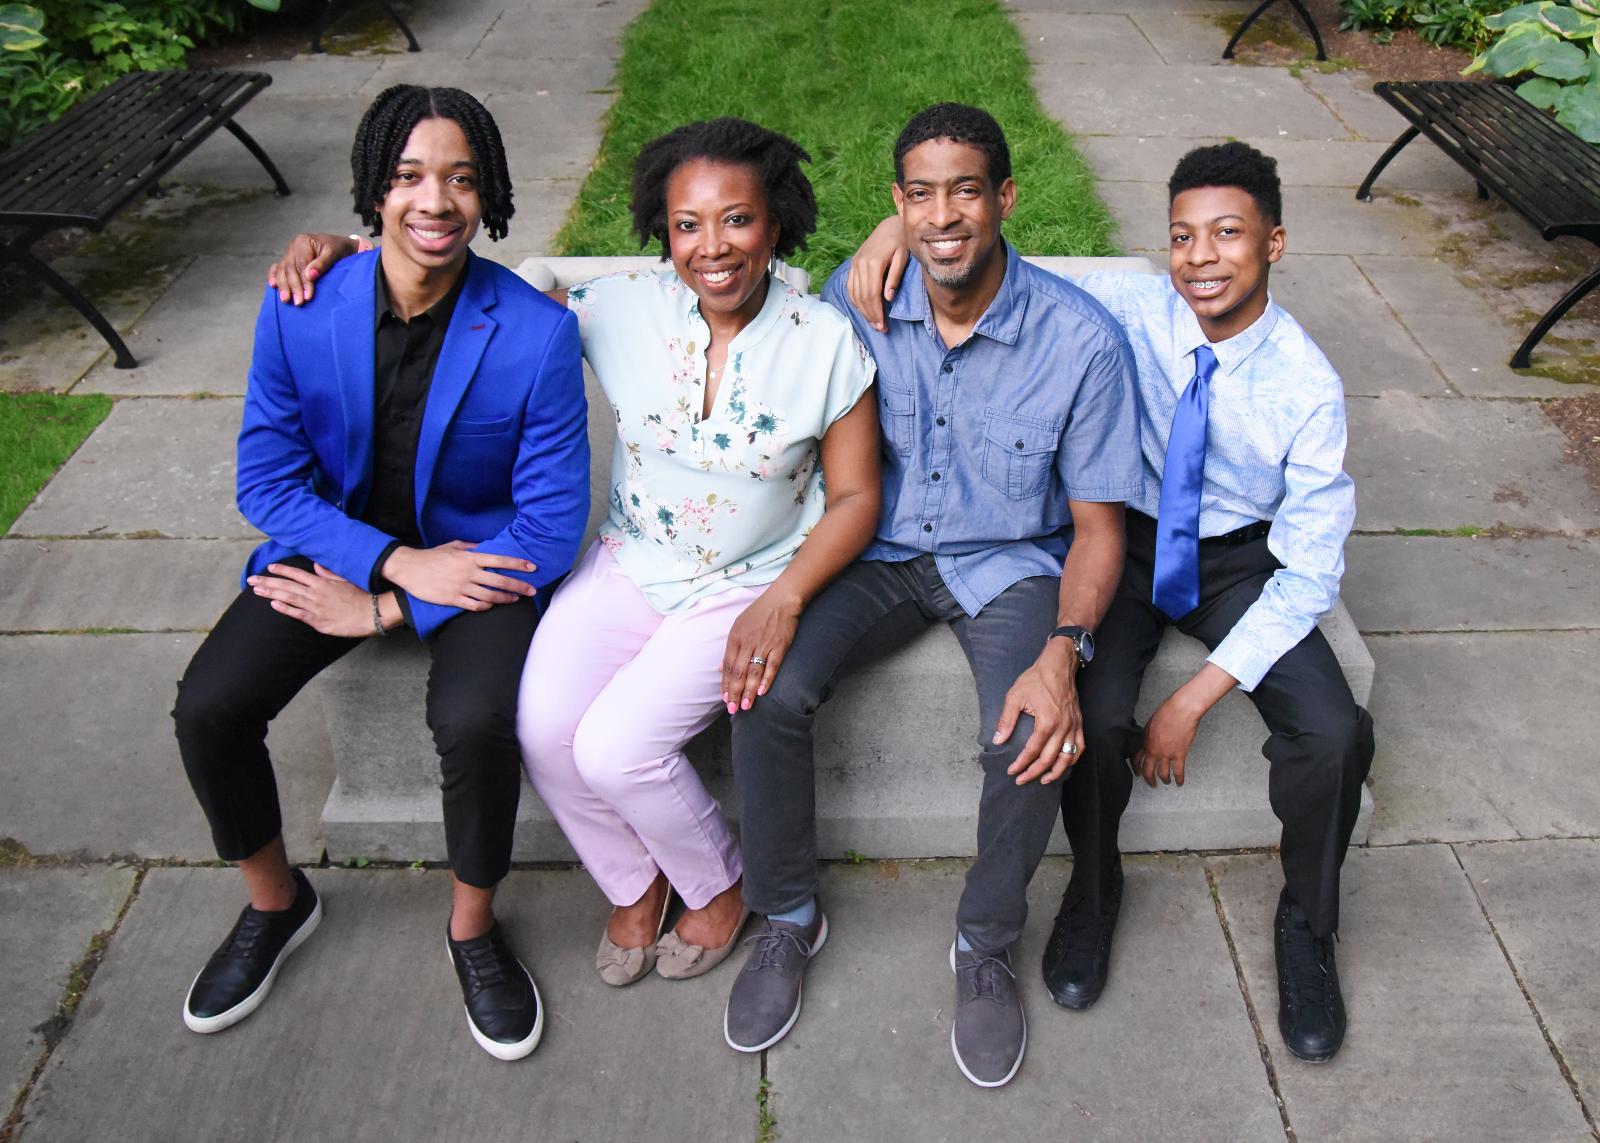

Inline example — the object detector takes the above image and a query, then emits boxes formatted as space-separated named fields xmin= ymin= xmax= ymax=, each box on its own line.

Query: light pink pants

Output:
xmin=517 ymin=542 xmax=756 ymax=910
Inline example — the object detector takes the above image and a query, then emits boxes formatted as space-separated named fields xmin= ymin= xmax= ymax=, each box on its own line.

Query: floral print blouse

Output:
xmin=568 ymin=268 xmax=876 ymax=613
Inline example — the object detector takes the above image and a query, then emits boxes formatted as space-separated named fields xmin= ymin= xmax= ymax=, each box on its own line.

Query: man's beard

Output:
xmin=925 ymin=259 xmax=976 ymax=290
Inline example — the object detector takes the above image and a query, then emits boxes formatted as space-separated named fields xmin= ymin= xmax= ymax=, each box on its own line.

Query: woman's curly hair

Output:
xmin=629 ymin=118 xmax=816 ymax=261
xmin=350 ymin=85 xmax=514 ymax=241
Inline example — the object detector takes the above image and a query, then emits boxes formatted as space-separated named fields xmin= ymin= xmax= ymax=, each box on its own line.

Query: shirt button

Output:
xmin=936 ymin=416 xmax=946 ymax=426
xmin=942 ymin=363 xmax=953 ymax=374
xmin=1015 ymin=440 xmax=1025 ymax=450
xmin=931 ymin=472 xmax=941 ymax=481
xmin=922 ymin=522 xmax=933 ymax=533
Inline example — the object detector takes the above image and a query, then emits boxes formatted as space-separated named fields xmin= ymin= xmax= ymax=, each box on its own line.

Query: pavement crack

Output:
xmin=1450 ymin=844 xmax=1600 ymax=1137
xmin=1204 ymin=864 xmax=1298 ymax=1143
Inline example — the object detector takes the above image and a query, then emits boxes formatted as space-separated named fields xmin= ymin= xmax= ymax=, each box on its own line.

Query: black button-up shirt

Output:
xmin=362 ymin=263 xmax=465 ymax=553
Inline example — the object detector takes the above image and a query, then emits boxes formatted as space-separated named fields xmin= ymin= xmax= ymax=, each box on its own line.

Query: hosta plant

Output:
xmin=1465 ymin=0 xmax=1600 ymax=143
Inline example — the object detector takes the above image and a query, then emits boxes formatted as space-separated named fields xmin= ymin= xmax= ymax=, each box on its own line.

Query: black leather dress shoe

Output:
xmin=1042 ymin=864 xmax=1123 ymax=1010
xmin=183 ymin=868 xmax=321 ymax=1033
xmin=1274 ymin=887 xmax=1346 ymax=1063
xmin=447 ymin=922 xmax=543 ymax=1061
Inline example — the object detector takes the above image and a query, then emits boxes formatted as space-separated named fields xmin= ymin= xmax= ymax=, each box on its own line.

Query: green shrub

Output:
xmin=1465 ymin=1 xmax=1600 ymax=143
xmin=1338 ymin=0 xmax=1502 ymax=50
xmin=0 ymin=1 xmax=274 ymax=149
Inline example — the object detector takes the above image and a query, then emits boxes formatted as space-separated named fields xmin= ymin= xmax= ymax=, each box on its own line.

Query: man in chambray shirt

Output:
xmin=724 ymin=104 xmax=1140 ymax=1089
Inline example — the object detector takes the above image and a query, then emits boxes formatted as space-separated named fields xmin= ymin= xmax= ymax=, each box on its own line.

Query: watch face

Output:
xmin=1079 ymin=629 xmax=1095 ymax=663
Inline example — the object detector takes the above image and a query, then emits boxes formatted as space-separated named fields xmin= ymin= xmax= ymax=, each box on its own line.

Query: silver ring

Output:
xmin=750 ymin=655 xmax=767 ymax=666
xmin=1060 ymin=742 xmax=1078 ymax=755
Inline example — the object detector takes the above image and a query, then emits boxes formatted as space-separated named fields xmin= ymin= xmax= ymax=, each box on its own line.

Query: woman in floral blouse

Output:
xmin=519 ymin=120 xmax=880 ymax=985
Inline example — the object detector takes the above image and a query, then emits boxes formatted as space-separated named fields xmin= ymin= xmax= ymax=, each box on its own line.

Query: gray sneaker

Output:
xmin=950 ymin=941 xmax=1026 ymax=1087
xmin=723 ymin=910 xmax=828 ymax=1052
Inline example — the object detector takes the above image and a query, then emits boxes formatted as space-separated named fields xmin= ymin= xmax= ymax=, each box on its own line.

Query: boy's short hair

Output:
xmin=1168 ymin=141 xmax=1282 ymax=227
xmin=629 ymin=117 xmax=817 ymax=261
xmin=351 ymin=85 xmax=514 ymax=241
xmin=893 ymin=103 xmax=1012 ymax=187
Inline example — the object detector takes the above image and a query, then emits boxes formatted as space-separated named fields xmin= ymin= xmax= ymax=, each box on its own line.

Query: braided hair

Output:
xmin=630 ymin=118 xmax=816 ymax=260
xmin=350 ymin=85 xmax=515 ymax=241
xmin=1168 ymin=142 xmax=1282 ymax=227
xmin=893 ymin=103 xmax=1011 ymax=187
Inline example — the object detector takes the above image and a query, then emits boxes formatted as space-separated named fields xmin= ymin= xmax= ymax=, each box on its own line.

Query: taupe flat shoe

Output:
xmin=595 ymin=886 xmax=672 ymax=987
xmin=656 ymin=909 xmax=751 ymax=980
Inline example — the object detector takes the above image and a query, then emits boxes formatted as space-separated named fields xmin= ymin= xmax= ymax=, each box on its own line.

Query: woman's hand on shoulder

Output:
xmin=268 ymin=232 xmax=364 ymax=306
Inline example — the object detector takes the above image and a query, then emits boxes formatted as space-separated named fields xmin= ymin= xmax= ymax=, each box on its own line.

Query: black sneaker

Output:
xmin=183 ymin=868 xmax=321 ymax=1034
xmin=1274 ymin=887 xmax=1346 ymax=1063
xmin=951 ymin=941 xmax=1026 ymax=1088
xmin=1042 ymin=863 xmax=1123 ymax=1010
xmin=446 ymin=922 xmax=543 ymax=1061
xmin=723 ymin=909 xmax=828 ymax=1053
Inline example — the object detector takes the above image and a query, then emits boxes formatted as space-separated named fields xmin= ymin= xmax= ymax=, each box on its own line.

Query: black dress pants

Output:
xmin=1068 ymin=513 xmax=1375 ymax=936
xmin=172 ymin=558 xmax=539 ymax=888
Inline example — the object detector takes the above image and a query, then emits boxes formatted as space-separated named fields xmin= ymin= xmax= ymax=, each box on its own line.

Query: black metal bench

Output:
xmin=0 ymin=70 xmax=289 ymax=370
xmin=1358 ymin=79 xmax=1600 ymax=369
xmin=1224 ymin=0 xmax=1327 ymax=62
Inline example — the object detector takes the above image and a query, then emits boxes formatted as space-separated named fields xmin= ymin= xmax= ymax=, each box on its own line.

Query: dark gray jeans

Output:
xmin=731 ymin=556 xmax=1068 ymax=955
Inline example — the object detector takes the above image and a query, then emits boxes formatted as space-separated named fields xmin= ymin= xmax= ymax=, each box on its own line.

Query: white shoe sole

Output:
xmin=446 ymin=938 xmax=544 ymax=1062
xmin=949 ymin=940 xmax=1027 ymax=1089
xmin=182 ymin=894 xmax=323 ymax=1035
xmin=723 ymin=913 xmax=828 ymax=1053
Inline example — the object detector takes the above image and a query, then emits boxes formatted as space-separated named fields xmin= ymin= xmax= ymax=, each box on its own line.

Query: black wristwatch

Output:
xmin=1047 ymin=625 xmax=1095 ymax=666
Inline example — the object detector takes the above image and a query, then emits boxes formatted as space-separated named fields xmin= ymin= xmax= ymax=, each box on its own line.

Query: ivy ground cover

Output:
xmin=554 ymin=0 xmax=1117 ymax=280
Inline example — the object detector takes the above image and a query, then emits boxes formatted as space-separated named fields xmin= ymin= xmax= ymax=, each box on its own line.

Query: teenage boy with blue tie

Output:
xmin=851 ymin=141 xmax=1375 ymax=1064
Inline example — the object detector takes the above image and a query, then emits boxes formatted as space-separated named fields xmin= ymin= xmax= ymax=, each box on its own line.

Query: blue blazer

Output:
xmin=235 ymin=250 xmax=590 ymax=638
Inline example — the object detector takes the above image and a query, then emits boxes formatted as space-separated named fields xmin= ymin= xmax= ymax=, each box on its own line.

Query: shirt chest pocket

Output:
xmin=878 ymin=384 xmax=915 ymax=456
xmin=981 ymin=410 xmax=1058 ymax=500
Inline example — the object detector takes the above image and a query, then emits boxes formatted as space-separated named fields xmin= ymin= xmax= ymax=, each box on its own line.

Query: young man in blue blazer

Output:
xmin=171 ymin=86 xmax=589 ymax=1061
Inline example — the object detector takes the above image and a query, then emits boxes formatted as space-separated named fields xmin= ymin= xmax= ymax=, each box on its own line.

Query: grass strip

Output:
xmin=554 ymin=0 xmax=1116 ymax=282
xmin=0 ymin=392 xmax=112 ymax=533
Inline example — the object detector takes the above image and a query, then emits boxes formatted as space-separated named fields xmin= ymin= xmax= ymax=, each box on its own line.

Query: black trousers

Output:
xmin=732 ymin=557 xmax=1079 ymax=955
xmin=172 ymin=559 xmax=540 ymax=888
xmin=1067 ymin=513 xmax=1375 ymax=937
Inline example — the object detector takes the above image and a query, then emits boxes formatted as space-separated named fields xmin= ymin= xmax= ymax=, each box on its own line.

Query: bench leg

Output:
xmin=1225 ymin=0 xmax=1327 ymax=61
xmin=373 ymin=0 xmax=422 ymax=51
xmin=1356 ymin=125 xmax=1420 ymax=202
xmin=7 ymin=247 xmax=137 ymax=369
xmin=223 ymin=120 xmax=292 ymax=197
xmin=1510 ymin=264 xmax=1600 ymax=369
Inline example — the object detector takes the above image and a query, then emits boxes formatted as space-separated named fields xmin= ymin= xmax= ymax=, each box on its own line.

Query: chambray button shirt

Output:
xmin=1074 ymin=272 xmax=1357 ymax=691
xmin=823 ymin=242 xmax=1142 ymax=616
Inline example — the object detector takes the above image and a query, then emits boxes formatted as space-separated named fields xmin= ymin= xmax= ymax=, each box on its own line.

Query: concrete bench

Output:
xmin=318 ymin=255 xmax=1375 ymax=863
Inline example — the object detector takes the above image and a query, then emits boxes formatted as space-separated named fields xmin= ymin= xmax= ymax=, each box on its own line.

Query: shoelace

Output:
xmin=455 ymin=937 xmax=510 ymax=994
xmin=217 ymin=909 xmax=273 ymax=963
xmin=956 ymin=953 xmax=1015 ymax=1003
xmin=1049 ymin=906 xmax=1111 ymax=957
xmin=745 ymin=926 xmax=813 ymax=971
xmin=1280 ymin=916 xmax=1338 ymax=1009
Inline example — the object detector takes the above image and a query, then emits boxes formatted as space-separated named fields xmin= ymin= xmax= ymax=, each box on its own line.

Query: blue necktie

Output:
xmin=1152 ymin=345 xmax=1218 ymax=620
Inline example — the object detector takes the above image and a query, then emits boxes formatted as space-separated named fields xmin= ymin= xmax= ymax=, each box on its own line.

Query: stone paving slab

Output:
xmin=1035 ymin=65 xmax=1345 ymax=141
xmin=472 ymin=5 xmax=641 ymax=60
xmin=9 ymin=398 xmax=254 ymax=540
xmin=0 ymin=538 xmax=253 ymax=632
xmin=78 ymin=258 xmax=268 ymax=396
xmin=1209 ymin=846 xmax=1593 ymax=1142
xmin=356 ymin=52 xmax=619 ymax=99
xmin=1457 ymin=840 xmax=1600 ymax=1122
xmin=0 ymin=634 xmax=330 ymax=862
xmin=1299 ymin=69 xmax=1411 ymax=142
xmin=485 ymin=180 xmax=587 ymax=262
xmin=18 ymin=867 xmax=757 ymax=1143
xmin=1355 ymin=255 xmax=1600 ymax=397
xmin=483 ymin=92 xmax=614 ymax=183
xmin=1078 ymin=134 xmax=1469 ymax=190
xmin=167 ymin=96 xmax=370 ymax=196
xmin=257 ymin=55 xmax=384 ymax=98
xmin=1365 ymin=633 xmax=1600 ymax=844
xmin=1268 ymin=255 xmax=1449 ymax=396
xmin=1007 ymin=0 xmax=1248 ymax=13
xmin=1343 ymin=535 xmax=1600 ymax=633
xmin=1014 ymin=12 xmax=1166 ymax=66
xmin=1344 ymin=395 xmax=1600 ymax=533
xmin=0 ymin=256 xmax=190 ymax=394
xmin=767 ymin=857 xmax=1282 ymax=1143
xmin=1128 ymin=11 xmax=1243 ymax=65
xmin=0 ymin=865 xmax=136 ymax=1116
